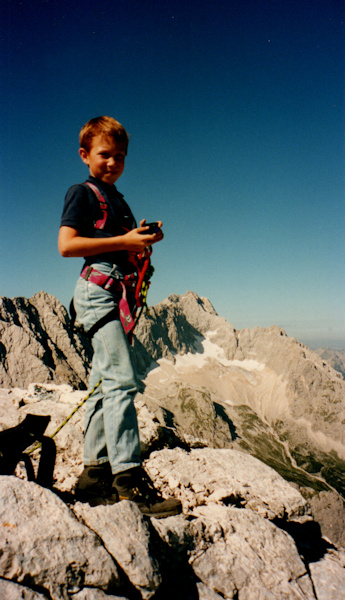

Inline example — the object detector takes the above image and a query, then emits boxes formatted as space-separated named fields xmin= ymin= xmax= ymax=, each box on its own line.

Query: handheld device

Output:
xmin=140 ymin=222 xmax=161 ymax=235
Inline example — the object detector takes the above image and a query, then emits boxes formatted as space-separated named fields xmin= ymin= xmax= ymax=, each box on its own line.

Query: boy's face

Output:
xmin=79 ymin=135 xmax=126 ymax=185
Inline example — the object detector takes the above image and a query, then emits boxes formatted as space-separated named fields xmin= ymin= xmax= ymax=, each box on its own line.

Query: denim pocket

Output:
xmin=73 ymin=277 xmax=120 ymax=334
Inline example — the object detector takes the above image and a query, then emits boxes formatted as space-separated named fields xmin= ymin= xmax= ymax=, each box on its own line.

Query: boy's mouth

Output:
xmin=104 ymin=171 xmax=119 ymax=182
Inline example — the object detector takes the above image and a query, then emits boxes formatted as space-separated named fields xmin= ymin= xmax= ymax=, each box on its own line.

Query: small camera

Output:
xmin=140 ymin=222 xmax=160 ymax=235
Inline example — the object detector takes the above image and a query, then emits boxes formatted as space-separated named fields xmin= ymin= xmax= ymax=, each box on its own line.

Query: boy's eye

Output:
xmin=99 ymin=152 xmax=124 ymax=161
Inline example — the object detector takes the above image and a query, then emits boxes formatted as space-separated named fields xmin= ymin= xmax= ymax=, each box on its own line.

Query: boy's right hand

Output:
xmin=122 ymin=221 xmax=163 ymax=252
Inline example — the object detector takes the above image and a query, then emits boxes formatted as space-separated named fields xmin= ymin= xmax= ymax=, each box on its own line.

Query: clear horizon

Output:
xmin=1 ymin=0 xmax=344 ymax=352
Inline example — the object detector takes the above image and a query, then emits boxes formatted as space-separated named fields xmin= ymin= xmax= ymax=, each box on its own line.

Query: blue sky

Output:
xmin=1 ymin=0 xmax=344 ymax=349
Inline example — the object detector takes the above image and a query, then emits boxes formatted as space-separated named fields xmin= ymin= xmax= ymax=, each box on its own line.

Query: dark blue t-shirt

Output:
xmin=60 ymin=176 xmax=137 ymax=272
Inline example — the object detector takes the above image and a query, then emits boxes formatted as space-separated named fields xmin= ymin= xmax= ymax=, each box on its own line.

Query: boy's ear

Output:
xmin=79 ymin=147 xmax=90 ymax=165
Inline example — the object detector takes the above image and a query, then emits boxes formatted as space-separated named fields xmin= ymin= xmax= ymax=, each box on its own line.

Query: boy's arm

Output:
xmin=58 ymin=222 xmax=163 ymax=257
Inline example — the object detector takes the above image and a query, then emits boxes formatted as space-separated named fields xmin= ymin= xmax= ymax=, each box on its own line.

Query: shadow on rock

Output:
xmin=273 ymin=517 xmax=336 ymax=564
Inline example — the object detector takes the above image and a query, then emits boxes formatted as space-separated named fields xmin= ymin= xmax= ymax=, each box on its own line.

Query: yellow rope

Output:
xmin=26 ymin=378 xmax=102 ymax=455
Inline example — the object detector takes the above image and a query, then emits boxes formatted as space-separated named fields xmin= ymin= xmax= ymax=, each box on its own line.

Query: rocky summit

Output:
xmin=0 ymin=290 xmax=345 ymax=599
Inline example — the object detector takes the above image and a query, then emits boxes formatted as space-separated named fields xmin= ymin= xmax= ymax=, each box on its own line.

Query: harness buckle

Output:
xmin=84 ymin=266 xmax=93 ymax=281
xmin=104 ymin=277 xmax=115 ymax=290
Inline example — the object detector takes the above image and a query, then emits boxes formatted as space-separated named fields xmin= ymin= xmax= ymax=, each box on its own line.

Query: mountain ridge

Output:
xmin=0 ymin=290 xmax=345 ymax=599
xmin=315 ymin=347 xmax=345 ymax=379
xmin=1 ymin=290 xmax=344 ymax=497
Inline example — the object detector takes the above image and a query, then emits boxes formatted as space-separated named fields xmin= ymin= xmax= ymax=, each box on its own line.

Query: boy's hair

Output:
xmin=79 ymin=116 xmax=129 ymax=154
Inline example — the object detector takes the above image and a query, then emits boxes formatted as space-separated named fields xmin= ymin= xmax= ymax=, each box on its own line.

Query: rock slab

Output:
xmin=0 ymin=476 xmax=121 ymax=600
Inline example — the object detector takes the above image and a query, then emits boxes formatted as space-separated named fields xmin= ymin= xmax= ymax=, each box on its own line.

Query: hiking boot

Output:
xmin=75 ymin=463 xmax=118 ymax=506
xmin=112 ymin=466 xmax=182 ymax=518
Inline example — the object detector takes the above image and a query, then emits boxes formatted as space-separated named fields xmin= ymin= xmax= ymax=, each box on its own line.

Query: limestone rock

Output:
xmin=152 ymin=504 xmax=315 ymax=600
xmin=73 ymin=500 xmax=162 ymax=599
xmin=145 ymin=447 xmax=307 ymax=519
xmin=196 ymin=582 xmax=225 ymax=599
xmin=134 ymin=292 xmax=345 ymax=498
xmin=0 ymin=476 xmax=121 ymax=600
xmin=1 ymin=289 xmax=345 ymax=498
xmin=0 ymin=292 xmax=92 ymax=389
xmin=0 ymin=579 xmax=129 ymax=600
xmin=135 ymin=397 xmax=169 ymax=455
xmin=73 ymin=592 xmax=130 ymax=600
xmin=308 ymin=549 xmax=345 ymax=600
xmin=1 ymin=446 xmax=345 ymax=599
xmin=0 ymin=578 xmax=47 ymax=599
xmin=235 ymin=326 xmax=345 ymax=446
xmin=132 ymin=291 xmax=238 ymax=373
xmin=190 ymin=505 xmax=315 ymax=600
xmin=310 ymin=491 xmax=345 ymax=549
xmin=315 ymin=347 xmax=345 ymax=380
xmin=1 ymin=290 xmax=345 ymax=599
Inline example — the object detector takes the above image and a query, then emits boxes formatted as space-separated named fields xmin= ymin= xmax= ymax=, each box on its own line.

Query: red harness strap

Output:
xmin=127 ymin=246 xmax=152 ymax=309
xmin=85 ymin=181 xmax=108 ymax=229
xmin=80 ymin=265 xmax=136 ymax=292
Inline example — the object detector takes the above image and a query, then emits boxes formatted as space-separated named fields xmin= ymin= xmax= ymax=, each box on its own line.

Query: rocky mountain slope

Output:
xmin=0 ymin=292 xmax=92 ymax=389
xmin=0 ymin=290 xmax=345 ymax=599
xmin=315 ymin=347 xmax=345 ymax=380
xmin=132 ymin=292 xmax=345 ymax=498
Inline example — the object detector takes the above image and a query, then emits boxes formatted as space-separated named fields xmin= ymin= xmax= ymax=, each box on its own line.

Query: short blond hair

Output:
xmin=79 ymin=116 xmax=129 ymax=154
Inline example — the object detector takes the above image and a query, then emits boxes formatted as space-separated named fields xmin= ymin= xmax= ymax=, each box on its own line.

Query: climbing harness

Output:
xmin=70 ymin=181 xmax=155 ymax=339
xmin=85 ymin=180 xmax=154 ymax=313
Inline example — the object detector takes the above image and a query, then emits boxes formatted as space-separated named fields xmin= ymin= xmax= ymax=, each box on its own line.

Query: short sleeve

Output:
xmin=60 ymin=184 xmax=93 ymax=235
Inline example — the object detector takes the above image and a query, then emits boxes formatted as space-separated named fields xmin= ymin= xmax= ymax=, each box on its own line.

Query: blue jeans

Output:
xmin=73 ymin=263 xmax=141 ymax=475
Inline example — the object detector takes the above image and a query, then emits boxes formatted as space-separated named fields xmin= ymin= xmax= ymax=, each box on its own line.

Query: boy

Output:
xmin=59 ymin=116 xmax=181 ymax=517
